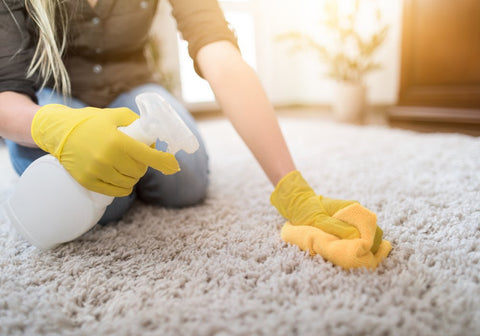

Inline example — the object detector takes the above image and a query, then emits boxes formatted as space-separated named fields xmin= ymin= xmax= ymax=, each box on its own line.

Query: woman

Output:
xmin=0 ymin=0 xmax=388 ymax=268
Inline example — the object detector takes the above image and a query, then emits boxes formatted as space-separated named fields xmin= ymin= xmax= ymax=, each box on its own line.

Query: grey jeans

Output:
xmin=5 ymin=83 xmax=209 ymax=224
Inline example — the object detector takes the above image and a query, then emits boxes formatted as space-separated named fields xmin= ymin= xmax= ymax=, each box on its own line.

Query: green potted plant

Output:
xmin=277 ymin=0 xmax=389 ymax=123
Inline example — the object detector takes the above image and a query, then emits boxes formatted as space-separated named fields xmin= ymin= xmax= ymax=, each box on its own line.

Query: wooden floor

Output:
xmin=195 ymin=105 xmax=479 ymax=136
xmin=194 ymin=105 xmax=389 ymax=126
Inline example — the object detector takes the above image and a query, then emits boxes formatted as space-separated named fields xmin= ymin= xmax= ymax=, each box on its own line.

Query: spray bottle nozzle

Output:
xmin=127 ymin=92 xmax=200 ymax=154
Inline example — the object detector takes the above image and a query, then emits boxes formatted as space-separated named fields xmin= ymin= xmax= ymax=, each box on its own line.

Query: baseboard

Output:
xmin=388 ymin=106 xmax=480 ymax=136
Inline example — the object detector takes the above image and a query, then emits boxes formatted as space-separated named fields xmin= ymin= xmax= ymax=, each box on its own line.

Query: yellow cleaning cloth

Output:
xmin=281 ymin=202 xmax=392 ymax=269
xmin=270 ymin=170 xmax=391 ymax=270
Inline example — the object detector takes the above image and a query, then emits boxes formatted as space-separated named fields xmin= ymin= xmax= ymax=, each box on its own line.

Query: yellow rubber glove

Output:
xmin=271 ymin=171 xmax=391 ymax=269
xmin=31 ymin=104 xmax=180 ymax=197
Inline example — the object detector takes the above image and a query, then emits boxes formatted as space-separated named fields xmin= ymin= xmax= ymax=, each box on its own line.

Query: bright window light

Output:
xmin=178 ymin=4 xmax=257 ymax=104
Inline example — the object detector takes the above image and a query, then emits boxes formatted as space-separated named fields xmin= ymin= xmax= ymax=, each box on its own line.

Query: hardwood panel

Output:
xmin=389 ymin=0 xmax=480 ymax=134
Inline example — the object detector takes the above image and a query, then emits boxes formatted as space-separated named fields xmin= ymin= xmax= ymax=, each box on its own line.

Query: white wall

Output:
xmin=257 ymin=0 xmax=404 ymax=106
xmin=153 ymin=0 xmax=404 ymax=107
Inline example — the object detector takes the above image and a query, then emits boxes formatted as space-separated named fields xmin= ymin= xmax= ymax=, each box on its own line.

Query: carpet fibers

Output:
xmin=0 ymin=118 xmax=479 ymax=336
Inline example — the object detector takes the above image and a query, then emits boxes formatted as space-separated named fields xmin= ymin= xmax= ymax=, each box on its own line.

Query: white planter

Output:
xmin=332 ymin=81 xmax=367 ymax=123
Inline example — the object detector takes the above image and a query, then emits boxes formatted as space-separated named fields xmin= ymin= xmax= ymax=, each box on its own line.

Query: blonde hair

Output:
xmin=25 ymin=0 xmax=70 ymax=96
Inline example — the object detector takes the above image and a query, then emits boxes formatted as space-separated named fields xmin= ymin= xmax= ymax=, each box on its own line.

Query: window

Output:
xmin=177 ymin=0 xmax=257 ymax=107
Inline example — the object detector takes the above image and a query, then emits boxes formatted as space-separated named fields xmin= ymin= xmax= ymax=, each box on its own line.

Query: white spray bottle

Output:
xmin=2 ymin=92 xmax=200 ymax=250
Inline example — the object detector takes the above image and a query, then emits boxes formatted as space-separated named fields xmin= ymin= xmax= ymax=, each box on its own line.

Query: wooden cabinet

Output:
xmin=388 ymin=0 xmax=480 ymax=135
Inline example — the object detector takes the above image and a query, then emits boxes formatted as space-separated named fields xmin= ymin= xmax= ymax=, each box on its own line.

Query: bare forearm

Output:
xmin=213 ymin=63 xmax=295 ymax=185
xmin=0 ymin=91 xmax=39 ymax=147
xmin=198 ymin=42 xmax=296 ymax=186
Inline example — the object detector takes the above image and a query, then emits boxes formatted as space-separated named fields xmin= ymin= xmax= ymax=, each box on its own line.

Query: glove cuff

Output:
xmin=31 ymin=104 xmax=91 ymax=158
xmin=31 ymin=104 xmax=65 ymax=155
xmin=270 ymin=170 xmax=312 ymax=218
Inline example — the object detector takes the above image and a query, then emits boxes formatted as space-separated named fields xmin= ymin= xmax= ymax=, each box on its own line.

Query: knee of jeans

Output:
xmin=162 ymin=172 xmax=208 ymax=208
xmin=137 ymin=154 xmax=209 ymax=208
xmin=98 ymin=193 xmax=136 ymax=224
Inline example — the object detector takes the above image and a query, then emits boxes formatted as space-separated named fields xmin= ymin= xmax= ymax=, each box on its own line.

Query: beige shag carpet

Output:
xmin=0 ymin=117 xmax=479 ymax=336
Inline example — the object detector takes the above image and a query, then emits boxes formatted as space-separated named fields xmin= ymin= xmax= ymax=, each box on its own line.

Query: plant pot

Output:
xmin=332 ymin=81 xmax=367 ymax=123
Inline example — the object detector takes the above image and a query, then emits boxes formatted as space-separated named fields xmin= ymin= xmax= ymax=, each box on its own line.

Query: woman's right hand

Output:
xmin=31 ymin=104 xmax=180 ymax=196
xmin=270 ymin=170 xmax=383 ymax=254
